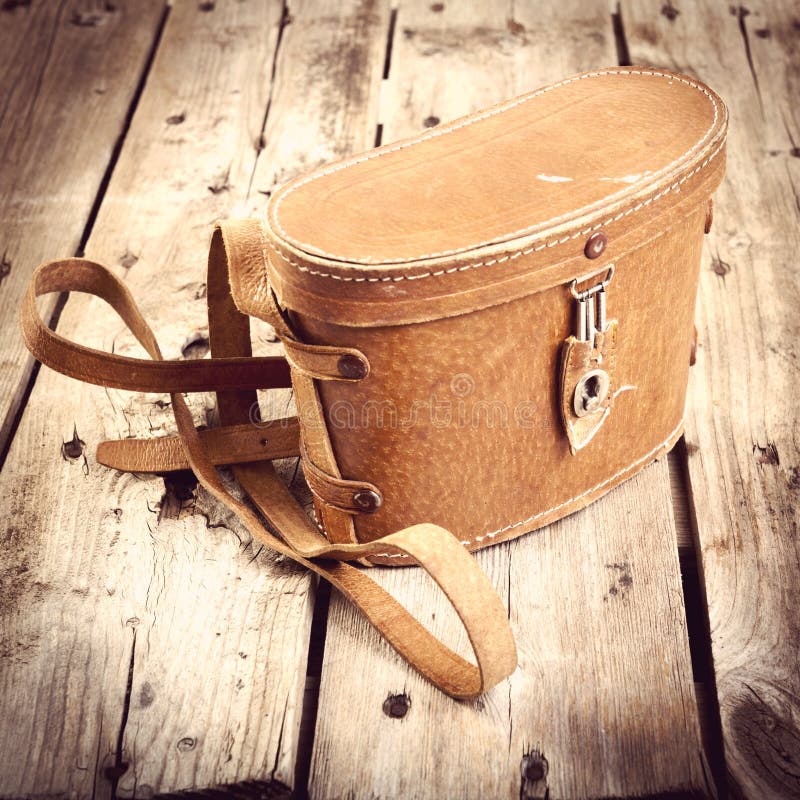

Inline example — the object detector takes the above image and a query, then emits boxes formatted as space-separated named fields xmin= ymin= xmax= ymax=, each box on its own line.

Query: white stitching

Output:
xmin=267 ymin=135 xmax=724 ymax=284
xmin=368 ymin=417 xmax=684 ymax=560
xmin=270 ymin=69 xmax=725 ymax=269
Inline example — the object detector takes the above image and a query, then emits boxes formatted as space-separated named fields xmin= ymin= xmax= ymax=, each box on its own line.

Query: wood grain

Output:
xmin=248 ymin=0 xmax=390 ymax=201
xmin=0 ymin=1 xmax=312 ymax=797
xmin=622 ymin=1 xmax=800 ymax=797
xmin=0 ymin=0 xmax=166 ymax=457
xmin=309 ymin=2 xmax=708 ymax=798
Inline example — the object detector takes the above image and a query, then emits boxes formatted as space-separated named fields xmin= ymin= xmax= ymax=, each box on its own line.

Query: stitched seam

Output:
xmin=270 ymin=69 xmax=724 ymax=266
xmin=367 ymin=416 xmax=684 ymax=559
xmin=268 ymin=135 xmax=725 ymax=283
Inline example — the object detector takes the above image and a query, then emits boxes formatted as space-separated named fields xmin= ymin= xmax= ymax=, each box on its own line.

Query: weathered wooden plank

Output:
xmin=114 ymin=0 xmax=390 ymax=793
xmin=0 ymin=1 xmax=319 ymax=797
xmin=309 ymin=2 xmax=708 ymax=798
xmin=248 ymin=0 xmax=389 ymax=200
xmin=0 ymin=0 xmax=166 ymax=457
xmin=622 ymin=2 xmax=800 ymax=798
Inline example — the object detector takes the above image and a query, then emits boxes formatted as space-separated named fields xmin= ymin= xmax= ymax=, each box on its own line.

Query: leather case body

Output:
xmin=259 ymin=68 xmax=728 ymax=565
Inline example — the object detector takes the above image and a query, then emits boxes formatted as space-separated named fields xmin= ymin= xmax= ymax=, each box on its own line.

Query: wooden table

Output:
xmin=0 ymin=2 xmax=797 ymax=798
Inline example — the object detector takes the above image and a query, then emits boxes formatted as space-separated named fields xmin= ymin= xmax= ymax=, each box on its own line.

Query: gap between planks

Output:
xmin=0 ymin=1 xmax=170 ymax=463
xmin=623 ymin=2 xmax=800 ymax=798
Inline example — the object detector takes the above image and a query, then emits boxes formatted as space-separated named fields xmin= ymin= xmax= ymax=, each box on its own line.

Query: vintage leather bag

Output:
xmin=21 ymin=67 xmax=727 ymax=699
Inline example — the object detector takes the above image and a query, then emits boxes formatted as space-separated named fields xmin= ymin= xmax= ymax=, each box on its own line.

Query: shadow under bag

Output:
xmin=21 ymin=67 xmax=728 ymax=698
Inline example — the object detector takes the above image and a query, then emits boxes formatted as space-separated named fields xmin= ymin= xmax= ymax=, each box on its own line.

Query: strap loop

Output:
xmin=21 ymin=259 xmax=292 ymax=394
xmin=300 ymin=442 xmax=384 ymax=514
xmin=218 ymin=215 xmax=371 ymax=382
xmin=283 ymin=338 xmax=370 ymax=382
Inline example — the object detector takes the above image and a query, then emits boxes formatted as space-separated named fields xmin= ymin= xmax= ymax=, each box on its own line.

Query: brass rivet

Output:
xmin=584 ymin=231 xmax=608 ymax=259
xmin=353 ymin=489 xmax=382 ymax=513
xmin=337 ymin=353 xmax=368 ymax=380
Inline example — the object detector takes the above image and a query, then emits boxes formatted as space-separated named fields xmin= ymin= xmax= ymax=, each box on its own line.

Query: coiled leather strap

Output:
xmin=19 ymin=220 xmax=518 ymax=699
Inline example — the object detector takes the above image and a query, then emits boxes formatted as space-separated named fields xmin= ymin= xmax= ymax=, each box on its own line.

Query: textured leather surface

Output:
xmin=301 ymin=442 xmax=384 ymax=514
xmin=297 ymin=206 xmax=710 ymax=562
xmin=257 ymin=68 xmax=727 ymax=565
xmin=218 ymin=218 xmax=363 ymax=546
xmin=262 ymin=68 xmax=727 ymax=329
xmin=283 ymin=337 xmax=370 ymax=382
xmin=269 ymin=69 xmax=721 ymax=265
xmin=209 ymin=224 xmax=360 ymax=548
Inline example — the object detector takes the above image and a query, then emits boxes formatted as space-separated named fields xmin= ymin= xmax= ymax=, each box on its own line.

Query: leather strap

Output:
xmin=283 ymin=337 xmax=370 ymax=382
xmin=96 ymin=418 xmax=300 ymax=473
xmin=21 ymin=259 xmax=292 ymax=394
xmin=220 ymin=219 xmax=364 ymax=547
xmin=300 ymin=441 xmax=384 ymax=515
xmin=19 ymin=221 xmax=518 ymax=699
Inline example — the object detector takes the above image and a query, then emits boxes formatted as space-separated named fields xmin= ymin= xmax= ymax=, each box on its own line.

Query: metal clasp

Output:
xmin=573 ymin=368 xmax=610 ymax=417
xmin=569 ymin=264 xmax=614 ymax=348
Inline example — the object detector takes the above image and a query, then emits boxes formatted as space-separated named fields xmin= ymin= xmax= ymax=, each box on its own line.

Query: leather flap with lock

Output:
xmin=559 ymin=267 xmax=621 ymax=454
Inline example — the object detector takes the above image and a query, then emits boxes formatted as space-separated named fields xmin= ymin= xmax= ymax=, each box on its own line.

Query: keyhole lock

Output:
xmin=573 ymin=368 xmax=610 ymax=417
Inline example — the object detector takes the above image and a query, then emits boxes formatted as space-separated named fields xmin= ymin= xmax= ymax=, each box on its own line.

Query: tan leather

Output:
xmin=96 ymin=418 xmax=300 ymax=473
xmin=270 ymin=69 xmax=722 ymax=267
xmin=208 ymin=222 xmax=359 ymax=548
xmin=262 ymin=68 xmax=726 ymax=328
xmin=301 ymin=442 xmax=384 ymax=515
xmin=21 ymin=259 xmax=292 ymax=394
xmin=283 ymin=337 xmax=370 ymax=382
xmin=252 ymin=67 xmax=727 ymax=564
xmin=559 ymin=321 xmax=619 ymax=454
xmin=287 ymin=205 xmax=710 ymax=563
xmin=19 ymin=66 xmax=727 ymax=696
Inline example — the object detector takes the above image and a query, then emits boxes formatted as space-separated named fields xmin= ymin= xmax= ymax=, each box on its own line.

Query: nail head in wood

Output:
xmin=584 ymin=231 xmax=608 ymax=259
xmin=525 ymin=761 xmax=545 ymax=781
xmin=520 ymin=750 xmax=549 ymax=785
xmin=382 ymin=692 xmax=411 ymax=718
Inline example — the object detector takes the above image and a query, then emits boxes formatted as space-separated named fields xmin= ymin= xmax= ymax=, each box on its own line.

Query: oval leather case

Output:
xmin=21 ymin=67 xmax=728 ymax=697
xmin=257 ymin=67 xmax=728 ymax=563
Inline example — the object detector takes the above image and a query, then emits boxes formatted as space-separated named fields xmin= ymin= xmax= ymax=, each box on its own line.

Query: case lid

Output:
xmin=264 ymin=67 xmax=727 ymax=327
